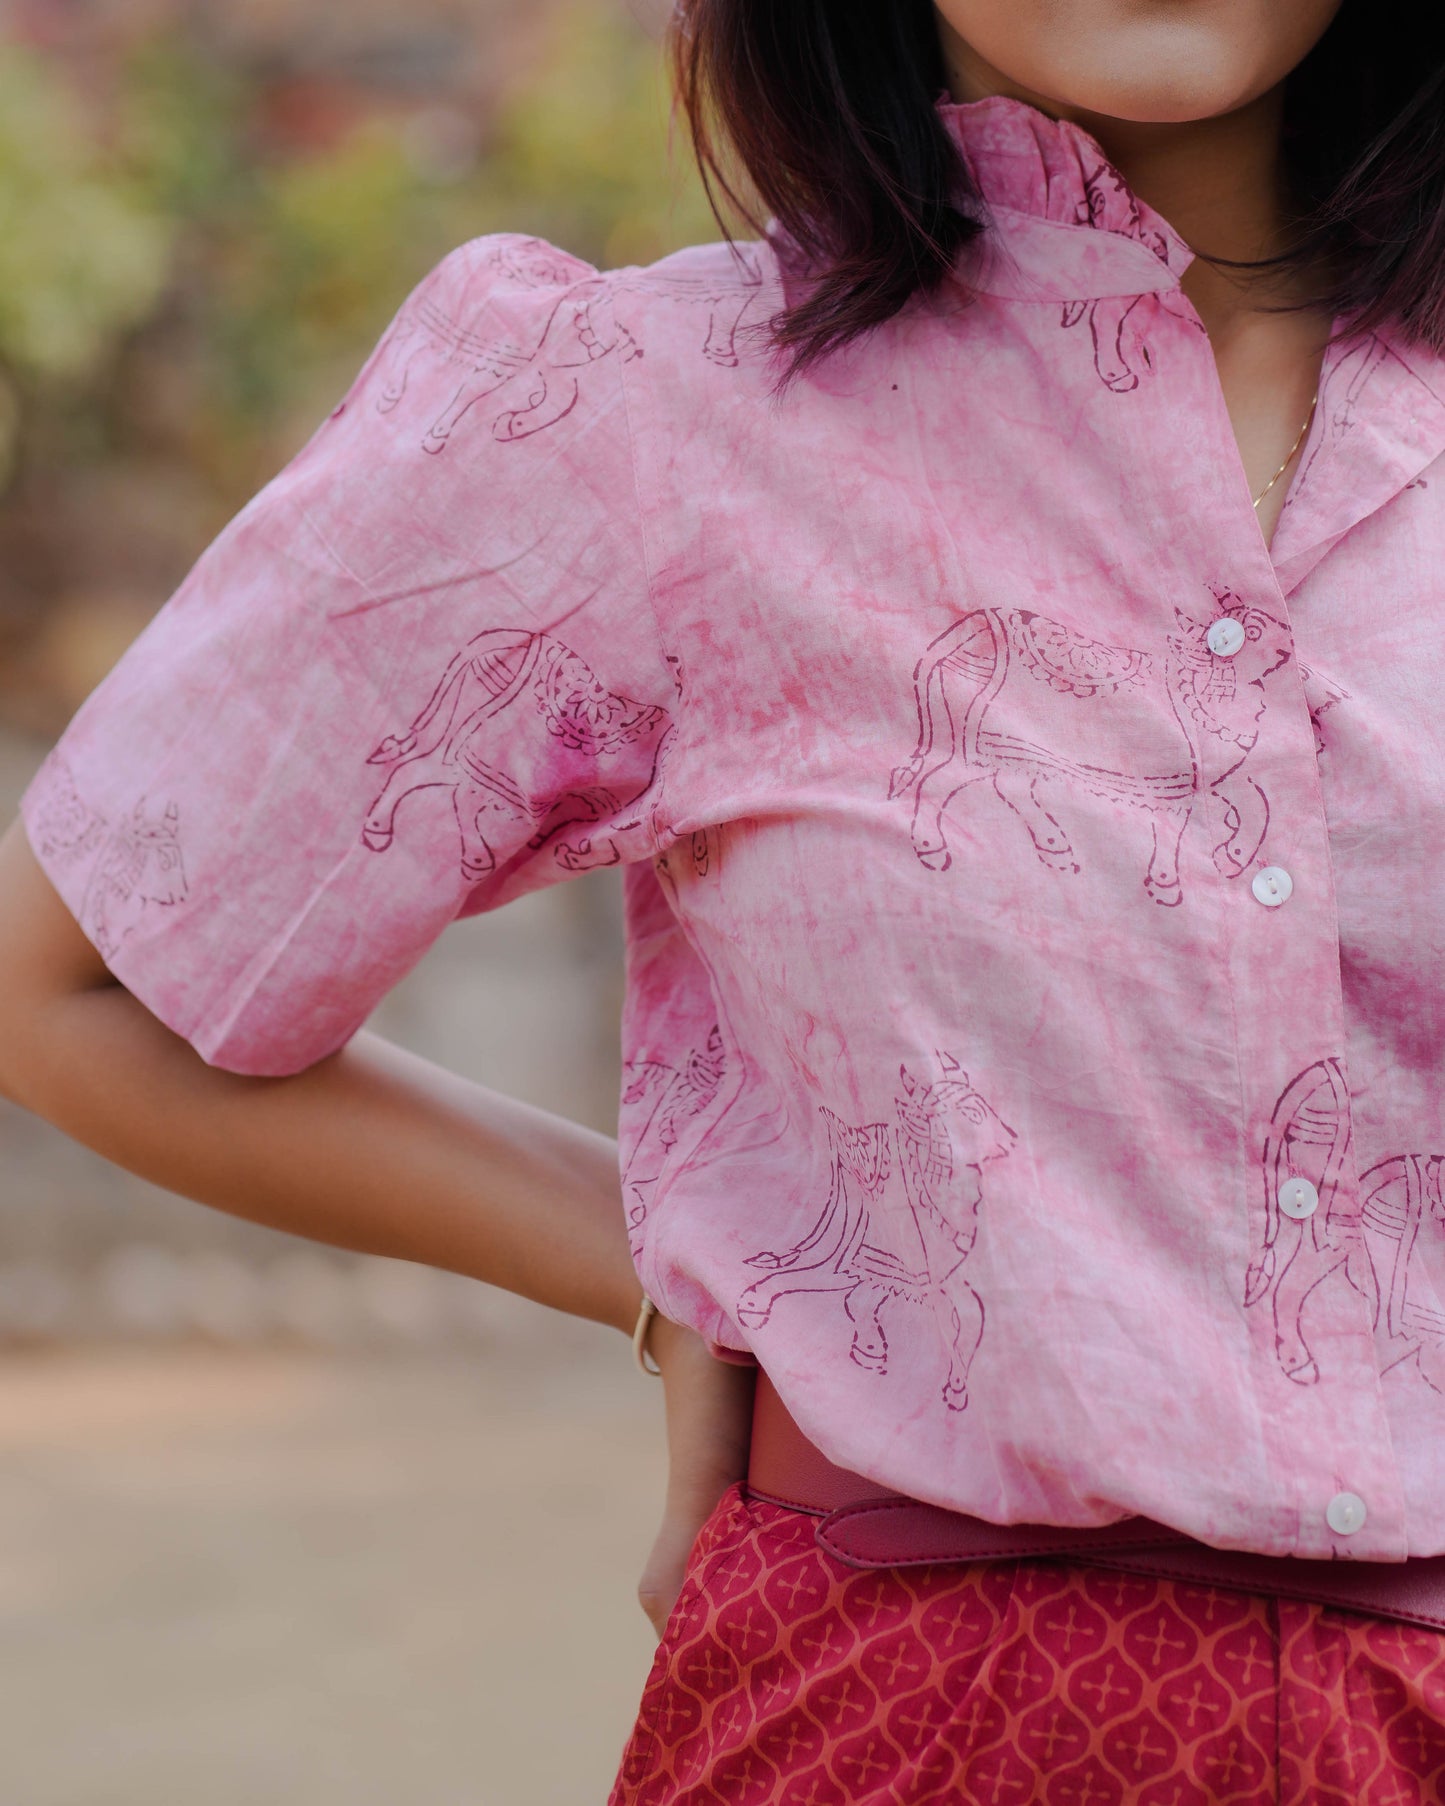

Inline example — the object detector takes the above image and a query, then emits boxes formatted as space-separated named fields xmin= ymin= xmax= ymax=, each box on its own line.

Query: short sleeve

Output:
xmin=19 ymin=234 xmax=676 ymax=1075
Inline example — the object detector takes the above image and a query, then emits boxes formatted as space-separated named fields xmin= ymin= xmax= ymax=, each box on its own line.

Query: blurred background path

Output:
xmin=0 ymin=1348 xmax=666 ymax=1805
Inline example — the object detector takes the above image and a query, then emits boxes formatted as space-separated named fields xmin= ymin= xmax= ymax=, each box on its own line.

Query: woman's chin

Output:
xmin=935 ymin=1 xmax=1341 ymax=129
xmin=1060 ymin=75 xmax=1269 ymax=126
xmin=1026 ymin=38 xmax=1282 ymax=128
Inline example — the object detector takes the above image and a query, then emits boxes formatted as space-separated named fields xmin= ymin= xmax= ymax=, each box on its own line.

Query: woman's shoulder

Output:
xmin=434 ymin=228 xmax=779 ymax=294
xmin=426 ymin=230 xmax=784 ymax=387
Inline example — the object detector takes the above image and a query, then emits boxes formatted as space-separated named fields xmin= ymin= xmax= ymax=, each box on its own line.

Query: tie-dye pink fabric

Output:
xmin=21 ymin=95 xmax=1445 ymax=1558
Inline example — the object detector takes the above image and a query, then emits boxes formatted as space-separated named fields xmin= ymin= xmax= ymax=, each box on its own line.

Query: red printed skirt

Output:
xmin=609 ymin=1483 xmax=1445 ymax=1805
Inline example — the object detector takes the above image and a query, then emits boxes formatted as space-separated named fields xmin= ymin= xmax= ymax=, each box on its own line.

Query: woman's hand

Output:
xmin=637 ymin=1312 xmax=756 ymax=1639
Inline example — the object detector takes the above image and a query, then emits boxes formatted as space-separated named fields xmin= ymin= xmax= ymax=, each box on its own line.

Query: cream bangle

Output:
xmin=632 ymin=1293 xmax=663 ymax=1376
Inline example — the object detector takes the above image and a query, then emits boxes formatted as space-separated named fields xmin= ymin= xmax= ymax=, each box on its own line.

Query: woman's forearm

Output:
xmin=4 ymin=981 xmax=641 ymax=1334
xmin=0 ymin=822 xmax=751 ymax=1640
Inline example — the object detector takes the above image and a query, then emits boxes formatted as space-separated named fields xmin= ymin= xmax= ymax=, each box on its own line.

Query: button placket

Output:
xmin=1251 ymin=866 xmax=1293 ymax=907
xmin=1327 ymin=1491 xmax=1367 ymax=1537
xmin=1205 ymin=570 xmax=1408 ymax=1558
xmin=1132 ymin=318 xmax=1410 ymax=1553
xmin=1206 ymin=616 xmax=1247 ymax=658
xmin=1278 ymin=1177 xmax=1319 ymax=1220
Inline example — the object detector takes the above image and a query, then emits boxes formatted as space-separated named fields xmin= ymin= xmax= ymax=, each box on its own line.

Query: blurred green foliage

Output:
xmin=0 ymin=47 xmax=172 ymax=387
xmin=475 ymin=1 xmax=721 ymax=271
xmin=0 ymin=1 xmax=725 ymax=504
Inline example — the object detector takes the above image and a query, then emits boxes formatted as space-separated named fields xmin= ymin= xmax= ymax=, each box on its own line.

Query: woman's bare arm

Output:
xmin=0 ymin=812 xmax=640 ymax=1330
xmin=0 ymin=811 xmax=755 ymax=1629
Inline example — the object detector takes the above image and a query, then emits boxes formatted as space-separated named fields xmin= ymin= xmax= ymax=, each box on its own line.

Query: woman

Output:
xmin=3 ymin=0 xmax=1445 ymax=1797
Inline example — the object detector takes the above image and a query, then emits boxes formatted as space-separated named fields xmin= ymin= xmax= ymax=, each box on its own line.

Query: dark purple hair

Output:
xmin=671 ymin=0 xmax=1445 ymax=373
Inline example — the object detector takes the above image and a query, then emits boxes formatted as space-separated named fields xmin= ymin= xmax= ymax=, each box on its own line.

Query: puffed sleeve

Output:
xmin=18 ymin=234 xmax=676 ymax=1075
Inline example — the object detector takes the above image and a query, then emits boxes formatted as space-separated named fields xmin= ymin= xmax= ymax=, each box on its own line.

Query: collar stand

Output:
xmin=936 ymin=95 xmax=1194 ymax=301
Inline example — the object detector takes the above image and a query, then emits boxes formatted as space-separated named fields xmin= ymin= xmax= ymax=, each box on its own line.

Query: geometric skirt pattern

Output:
xmin=609 ymin=1484 xmax=1445 ymax=1805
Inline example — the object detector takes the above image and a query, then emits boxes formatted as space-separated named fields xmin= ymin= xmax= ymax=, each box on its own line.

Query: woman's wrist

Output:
xmin=651 ymin=1311 xmax=756 ymax=1505
xmin=646 ymin=1305 xmax=690 ymax=1369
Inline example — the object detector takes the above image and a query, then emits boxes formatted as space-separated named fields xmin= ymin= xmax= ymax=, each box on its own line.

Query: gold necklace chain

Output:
xmin=1252 ymin=391 xmax=1319 ymax=510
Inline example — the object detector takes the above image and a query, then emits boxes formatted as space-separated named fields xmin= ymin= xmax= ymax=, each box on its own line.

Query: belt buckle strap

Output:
xmin=813 ymin=1498 xmax=1445 ymax=1635
xmin=816 ymin=1497 xmax=1189 ymax=1571
xmin=748 ymin=1369 xmax=1445 ymax=1635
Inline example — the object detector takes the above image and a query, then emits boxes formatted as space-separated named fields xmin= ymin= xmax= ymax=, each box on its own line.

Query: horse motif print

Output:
xmin=1246 ymin=1062 xmax=1445 ymax=1394
xmin=24 ymin=754 xmax=107 ymax=872
xmin=1060 ymin=162 xmax=1177 ymax=392
xmin=26 ymin=756 xmax=189 ymax=961
xmin=736 ymin=1057 xmax=1015 ymax=1412
xmin=617 ymin=250 xmax=767 ymax=371
xmin=889 ymin=590 xmax=1293 ymax=906
xmin=1361 ymin=1155 xmax=1445 ymax=1394
xmin=1060 ymin=294 xmax=1151 ymax=393
xmin=376 ymin=275 xmax=640 ymax=448
xmin=1244 ymin=1060 xmax=1376 ymax=1387
xmin=374 ymin=238 xmax=765 ymax=447
xmin=621 ymin=1026 xmax=726 ymax=1256
xmin=84 ymin=798 xmax=189 ymax=960
xmin=1299 ymin=661 xmax=1351 ymax=758
xmin=361 ymin=628 xmax=671 ymax=881
xmin=1288 ymin=333 xmax=1392 ymax=504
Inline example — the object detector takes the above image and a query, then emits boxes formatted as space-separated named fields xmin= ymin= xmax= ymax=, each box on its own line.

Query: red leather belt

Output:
xmin=746 ymin=1368 xmax=1445 ymax=1633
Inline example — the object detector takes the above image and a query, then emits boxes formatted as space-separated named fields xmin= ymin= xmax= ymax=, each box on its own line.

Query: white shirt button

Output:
xmin=1251 ymin=866 xmax=1294 ymax=907
xmin=1326 ymin=1491 xmax=1367 ymax=1536
xmin=1206 ymin=617 xmax=1247 ymax=658
xmin=1278 ymin=1177 xmax=1319 ymax=1220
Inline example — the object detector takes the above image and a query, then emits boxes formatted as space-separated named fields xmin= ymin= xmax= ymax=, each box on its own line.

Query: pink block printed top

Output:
xmin=22 ymin=95 xmax=1445 ymax=1564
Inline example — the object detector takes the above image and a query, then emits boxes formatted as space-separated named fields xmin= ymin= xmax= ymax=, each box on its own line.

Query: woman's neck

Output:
xmin=940 ymin=28 xmax=1298 ymax=341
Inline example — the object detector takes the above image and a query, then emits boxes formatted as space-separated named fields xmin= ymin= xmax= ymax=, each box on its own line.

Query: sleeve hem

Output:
xmin=18 ymin=778 xmax=355 ymax=1079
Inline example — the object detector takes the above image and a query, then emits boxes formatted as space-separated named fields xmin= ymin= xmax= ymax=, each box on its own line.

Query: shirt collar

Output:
xmin=936 ymin=95 xmax=1445 ymax=583
xmin=937 ymin=94 xmax=1193 ymax=302
xmin=1270 ymin=319 xmax=1445 ymax=591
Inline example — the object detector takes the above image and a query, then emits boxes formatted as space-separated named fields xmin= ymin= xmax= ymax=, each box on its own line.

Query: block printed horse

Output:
xmin=375 ymin=277 xmax=640 ymax=448
xmin=374 ymin=240 xmax=765 ymax=448
xmin=889 ymin=594 xmax=1293 ymax=906
xmin=1061 ymin=294 xmax=1151 ymax=393
xmin=736 ymin=1057 xmax=1015 ymax=1412
xmin=1300 ymin=662 xmax=1350 ymax=757
xmin=1289 ymin=333 xmax=1393 ymax=506
xmin=87 ymin=798 xmax=188 ymax=959
xmin=1059 ymin=163 xmax=1178 ymax=392
xmin=1362 ymin=1153 xmax=1445 ymax=1394
xmin=621 ymin=1027 xmax=726 ymax=1254
xmin=360 ymin=628 xmax=670 ymax=881
xmin=1244 ymin=1059 xmax=1378 ymax=1386
xmin=25 ymin=756 xmax=106 ymax=873
xmin=617 ymin=251 xmax=766 ymax=371
xmin=30 ymin=774 xmax=191 ymax=963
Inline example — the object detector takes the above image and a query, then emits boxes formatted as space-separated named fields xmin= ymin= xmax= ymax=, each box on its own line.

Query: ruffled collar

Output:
xmin=923 ymin=96 xmax=1445 ymax=598
xmin=935 ymin=95 xmax=1194 ymax=301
